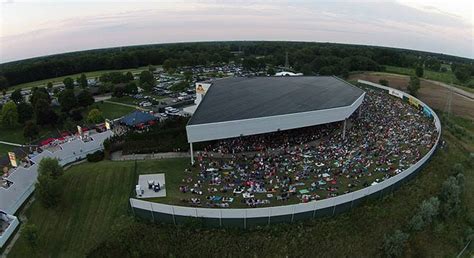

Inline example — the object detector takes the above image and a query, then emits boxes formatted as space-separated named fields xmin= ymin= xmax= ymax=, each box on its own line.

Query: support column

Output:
xmin=190 ymin=142 xmax=194 ymax=165
xmin=342 ymin=119 xmax=347 ymax=140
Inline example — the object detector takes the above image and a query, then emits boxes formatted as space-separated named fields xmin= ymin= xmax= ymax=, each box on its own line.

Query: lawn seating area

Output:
xmin=173 ymin=87 xmax=438 ymax=208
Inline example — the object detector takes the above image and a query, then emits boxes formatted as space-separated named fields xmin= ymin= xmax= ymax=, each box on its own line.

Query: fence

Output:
xmin=130 ymin=81 xmax=441 ymax=228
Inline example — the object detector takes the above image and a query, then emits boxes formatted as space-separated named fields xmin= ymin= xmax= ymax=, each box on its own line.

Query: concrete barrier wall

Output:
xmin=130 ymin=81 xmax=441 ymax=228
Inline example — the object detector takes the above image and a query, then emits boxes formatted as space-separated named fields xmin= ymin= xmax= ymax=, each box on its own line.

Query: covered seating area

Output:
xmin=120 ymin=110 xmax=157 ymax=129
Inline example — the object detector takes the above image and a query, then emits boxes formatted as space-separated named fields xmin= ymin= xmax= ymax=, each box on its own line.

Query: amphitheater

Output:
xmin=129 ymin=78 xmax=441 ymax=228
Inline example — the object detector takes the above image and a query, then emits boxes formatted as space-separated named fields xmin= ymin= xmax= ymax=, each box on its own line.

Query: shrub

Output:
xmin=383 ymin=230 xmax=409 ymax=257
xmin=87 ymin=150 xmax=104 ymax=162
xmin=440 ymin=176 xmax=462 ymax=218
xmin=379 ymin=79 xmax=389 ymax=86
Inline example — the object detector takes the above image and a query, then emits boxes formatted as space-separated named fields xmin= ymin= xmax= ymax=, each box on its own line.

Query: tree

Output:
xmin=139 ymin=71 xmax=155 ymax=90
xmin=30 ymin=87 xmax=51 ymax=108
xmin=183 ymin=71 xmax=193 ymax=82
xmin=415 ymin=66 xmax=424 ymax=77
xmin=383 ymin=230 xmax=409 ymax=257
xmin=407 ymin=76 xmax=420 ymax=96
xmin=170 ymin=81 xmax=188 ymax=92
xmin=17 ymin=102 xmax=33 ymax=124
xmin=0 ymin=76 xmax=9 ymax=91
xmin=409 ymin=214 xmax=424 ymax=231
xmin=36 ymin=157 xmax=64 ymax=208
xmin=454 ymin=66 xmax=471 ymax=83
xmin=77 ymin=90 xmax=94 ymax=107
xmin=267 ymin=67 xmax=275 ymax=76
xmin=34 ymin=98 xmax=57 ymax=126
xmin=425 ymin=58 xmax=441 ymax=71
xmin=58 ymin=89 xmax=78 ymax=112
xmin=22 ymin=223 xmax=39 ymax=250
xmin=379 ymin=79 xmax=389 ymax=86
xmin=77 ymin=73 xmax=88 ymax=89
xmin=69 ymin=108 xmax=83 ymax=121
xmin=163 ymin=59 xmax=178 ymax=74
xmin=125 ymin=72 xmax=134 ymax=82
xmin=11 ymin=89 xmax=23 ymax=103
xmin=23 ymin=120 xmax=39 ymax=141
xmin=148 ymin=65 xmax=156 ymax=72
xmin=0 ymin=101 xmax=18 ymax=128
xmin=47 ymin=82 xmax=53 ymax=90
xmin=112 ymin=86 xmax=125 ymax=98
xmin=87 ymin=109 xmax=104 ymax=124
xmin=63 ymin=77 xmax=75 ymax=89
xmin=419 ymin=197 xmax=440 ymax=225
xmin=124 ymin=82 xmax=138 ymax=95
xmin=440 ymin=176 xmax=462 ymax=218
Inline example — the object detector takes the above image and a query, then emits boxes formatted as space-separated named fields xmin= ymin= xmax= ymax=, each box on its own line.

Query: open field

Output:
xmin=0 ymin=143 xmax=14 ymax=154
xmin=383 ymin=65 xmax=474 ymax=93
xmin=90 ymin=101 xmax=137 ymax=120
xmin=349 ymin=72 xmax=474 ymax=120
xmin=7 ymin=66 xmax=150 ymax=92
xmin=8 ymin=161 xmax=136 ymax=257
xmin=7 ymin=113 xmax=473 ymax=257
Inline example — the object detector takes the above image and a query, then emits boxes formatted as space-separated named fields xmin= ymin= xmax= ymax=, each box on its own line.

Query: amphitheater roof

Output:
xmin=186 ymin=76 xmax=365 ymax=143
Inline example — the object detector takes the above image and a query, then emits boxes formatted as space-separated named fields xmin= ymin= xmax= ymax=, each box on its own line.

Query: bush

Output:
xmin=419 ymin=197 xmax=440 ymax=225
xmin=87 ymin=150 xmax=104 ymax=162
xmin=379 ymin=79 xmax=389 ymax=86
xmin=22 ymin=223 xmax=39 ymax=249
xmin=383 ymin=230 xmax=409 ymax=257
xmin=440 ymin=176 xmax=462 ymax=218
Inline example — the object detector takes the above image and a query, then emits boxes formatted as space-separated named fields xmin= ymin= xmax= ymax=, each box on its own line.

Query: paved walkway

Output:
xmin=0 ymin=140 xmax=24 ymax=147
xmin=424 ymin=79 xmax=474 ymax=101
xmin=110 ymin=122 xmax=350 ymax=161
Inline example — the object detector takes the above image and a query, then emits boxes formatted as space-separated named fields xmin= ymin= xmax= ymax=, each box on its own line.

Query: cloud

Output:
xmin=0 ymin=0 xmax=472 ymax=63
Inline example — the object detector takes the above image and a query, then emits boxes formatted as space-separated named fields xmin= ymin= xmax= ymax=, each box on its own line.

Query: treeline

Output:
xmin=1 ymin=41 xmax=473 ymax=89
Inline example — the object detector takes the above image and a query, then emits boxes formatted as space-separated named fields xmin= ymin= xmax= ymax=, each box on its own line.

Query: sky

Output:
xmin=0 ymin=0 xmax=473 ymax=63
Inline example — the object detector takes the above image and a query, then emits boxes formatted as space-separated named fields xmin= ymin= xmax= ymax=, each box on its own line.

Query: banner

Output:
xmin=8 ymin=152 xmax=17 ymax=167
xmin=105 ymin=119 xmax=111 ymax=130
xmin=408 ymin=97 xmax=420 ymax=108
xmin=388 ymin=89 xmax=403 ymax=99
xmin=423 ymin=106 xmax=432 ymax=117
xmin=196 ymin=84 xmax=206 ymax=95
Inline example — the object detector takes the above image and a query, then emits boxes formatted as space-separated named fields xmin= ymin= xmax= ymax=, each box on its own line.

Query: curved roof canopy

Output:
xmin=187 ymin=76 xmax=365 ymax=143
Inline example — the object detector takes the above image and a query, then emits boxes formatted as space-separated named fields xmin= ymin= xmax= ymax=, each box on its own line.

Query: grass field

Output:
xmin=90 ymin=101 xmax=137 ymax=120
xmin=8 ymin=161 xmax=137 ymax=257
xmin=7 ymin=113 xmax=473 ymax=257
xmin=7 ymin=66 xmax=151 ymax=92
xmin=0 ymin=143 xmax=14 ymax=154
xmin=383 ymin=65 xmax=474 ymax=93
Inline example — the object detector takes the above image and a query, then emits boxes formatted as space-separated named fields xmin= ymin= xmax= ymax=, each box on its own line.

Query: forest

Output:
xmin=1 ymin=41 xmax=473 ymax=89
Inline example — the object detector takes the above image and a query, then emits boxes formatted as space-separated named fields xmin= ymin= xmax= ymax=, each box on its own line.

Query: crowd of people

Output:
xmin=178 ymin=87 xmax=438 ymax=208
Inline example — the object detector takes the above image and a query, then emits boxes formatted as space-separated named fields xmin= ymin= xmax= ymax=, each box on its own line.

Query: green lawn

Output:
xmin=108 ymin=96 xmax=138 ymax=106
xmin=8 ymin=161 xmax=137 ymax=257
xmin=383 ymin=65 xmax=474 ymax=93
xmin=91 ymin=101 xmax=136 ymax=120
xmin=0 ymin=143 xmax=14 ymax=154
xmin=7 ymin=66 xmax=151 ymax=92
xmin=7 ymin=115 xmax=474 ymax=257
xmin=0 ymin=127 xmax=25 ymax=144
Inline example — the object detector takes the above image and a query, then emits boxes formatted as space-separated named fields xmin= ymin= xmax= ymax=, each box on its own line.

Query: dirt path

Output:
xmin=349 ymin=72 xmax=474 ymax=120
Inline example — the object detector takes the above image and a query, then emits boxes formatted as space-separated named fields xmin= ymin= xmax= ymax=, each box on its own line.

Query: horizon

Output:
xmin=0 ymin=39 xmax=472 ymax=65
xmin=1 ymin=0 xmax=473 ymax=63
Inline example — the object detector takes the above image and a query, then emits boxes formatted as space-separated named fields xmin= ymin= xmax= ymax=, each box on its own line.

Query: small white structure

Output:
xmin=275 ymin=71 xmax=303 ymax=76
xmin=136 ymin=174 xmax=166 ymax=198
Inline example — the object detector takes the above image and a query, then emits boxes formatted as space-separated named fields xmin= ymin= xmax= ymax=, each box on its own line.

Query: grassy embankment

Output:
xmin=8 ymin=113 xmax=473 ymax=257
